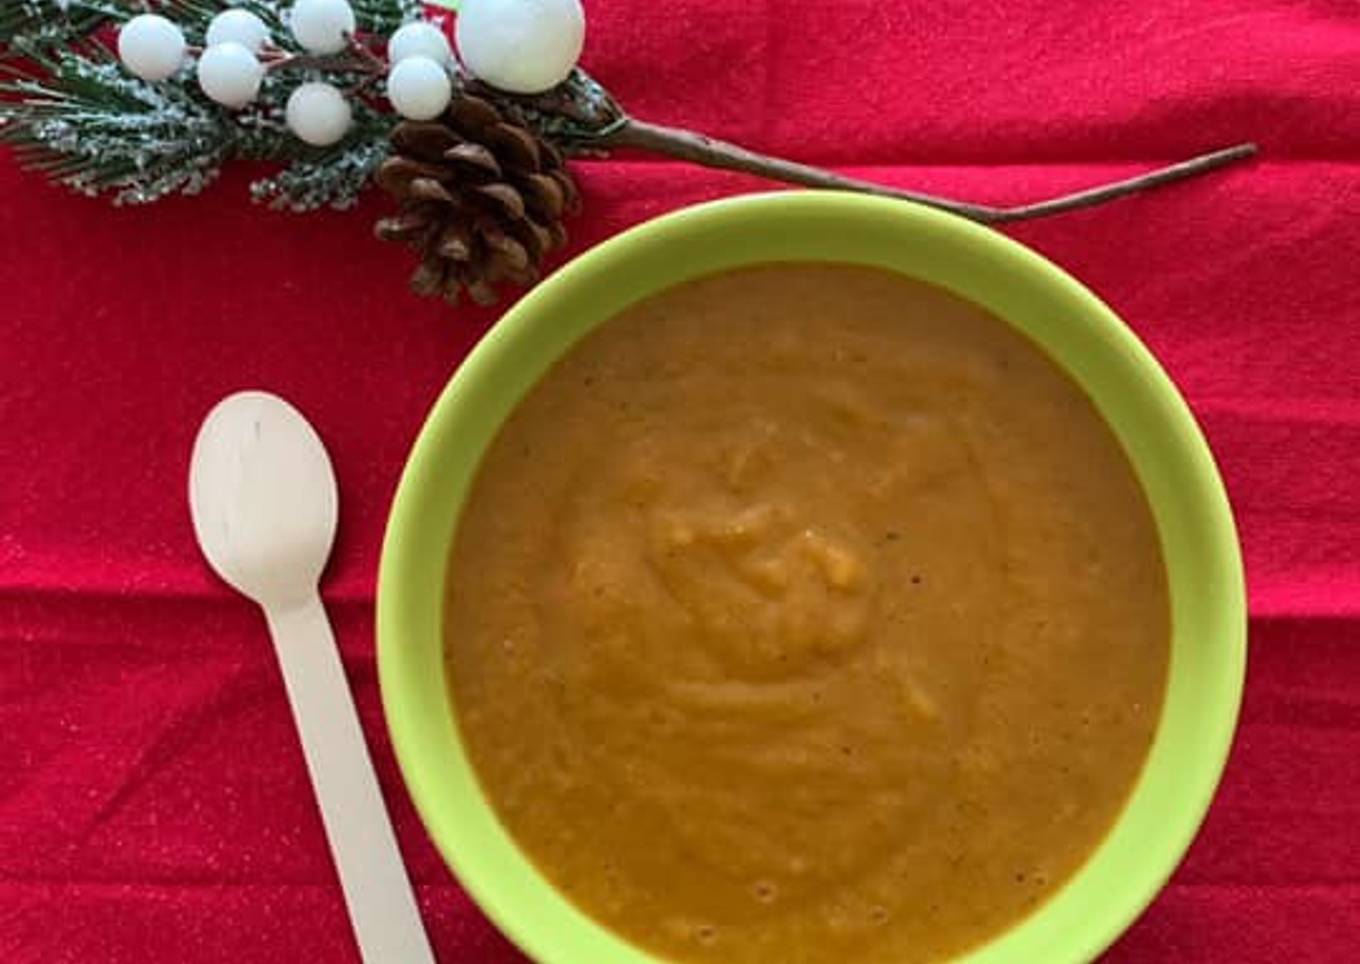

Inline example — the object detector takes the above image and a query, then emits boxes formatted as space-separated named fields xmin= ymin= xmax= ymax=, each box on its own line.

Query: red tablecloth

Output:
xmin=3 ymin=1 xmax=1359 ymax=961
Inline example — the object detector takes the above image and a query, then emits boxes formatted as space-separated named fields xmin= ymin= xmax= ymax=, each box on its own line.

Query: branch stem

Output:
xmin=178 ymin=38 xmax=390 ymax=75
xmin=602 ymin=118 xmax=1256 ymax=224
xmin=344 ymin=32 xmax=388 ymax=74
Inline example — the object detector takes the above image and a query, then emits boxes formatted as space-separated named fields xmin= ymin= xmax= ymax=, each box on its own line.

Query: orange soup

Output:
xmin=445 ymin=264 xmax=1169 ymax=963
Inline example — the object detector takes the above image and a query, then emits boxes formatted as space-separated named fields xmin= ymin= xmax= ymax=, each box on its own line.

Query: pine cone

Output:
xmin=373 ymin=92 xmax=581 ymax=306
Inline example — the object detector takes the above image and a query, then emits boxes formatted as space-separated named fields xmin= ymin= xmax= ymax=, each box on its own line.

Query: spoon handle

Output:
xmin=264 ymin=594 xmax=436 ymax=964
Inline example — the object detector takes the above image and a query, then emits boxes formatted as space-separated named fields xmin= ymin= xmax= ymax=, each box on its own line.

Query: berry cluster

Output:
xmin=117 ymin=0 xmax=586 ymax=147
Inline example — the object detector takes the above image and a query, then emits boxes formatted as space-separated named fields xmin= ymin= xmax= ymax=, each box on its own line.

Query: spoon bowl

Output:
xmin=189 ymin=390 xmax=338 ymax=609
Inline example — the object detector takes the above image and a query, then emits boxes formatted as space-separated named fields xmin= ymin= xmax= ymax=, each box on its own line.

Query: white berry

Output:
xmin=289 ymin=0 xmax=356 ymax=55
xmin=455 ymin=0 xmax=584 ymax=94
xmin=287 ymin=82 xmax=353 ymax=146
xmin=387 ymin=56 xmax=452 ymax=121
xmin=206 ymin=9 xmax=270 ymax=52
xmin=118 ymin=14 xmax=187 ymax=82
xmin=387 ymin=21 xmax=452 ymax=65
xmin=196 ymin=41 xmax=264 ymax=109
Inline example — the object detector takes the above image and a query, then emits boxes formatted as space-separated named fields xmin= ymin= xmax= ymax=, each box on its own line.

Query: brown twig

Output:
xmin=600 ymin=118 xmax=1257 ymax=225
xmin=263 ymin=52 xmax=382 ymax=73
xmin=984 ymin=143 xmax=1259 ymax=223
xmin=344 ymin=32 xmax=388 ymax=74
xmin=215 ymin=38 xmax=389 ymax=75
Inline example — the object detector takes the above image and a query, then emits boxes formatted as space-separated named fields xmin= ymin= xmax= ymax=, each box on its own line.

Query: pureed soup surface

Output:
xmin=445 ymin=264 xmax=1170 ymax=964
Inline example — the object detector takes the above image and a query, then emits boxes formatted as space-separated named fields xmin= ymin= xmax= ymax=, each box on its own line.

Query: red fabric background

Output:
xmin=3 ymin=1 xmax=1359 ymax=961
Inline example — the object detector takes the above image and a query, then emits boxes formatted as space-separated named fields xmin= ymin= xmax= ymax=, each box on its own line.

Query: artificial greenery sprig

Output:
xmin=0 ymin=0 xmax=1258 ymax=307
xmin=0 ymin=0 xmax=419 ymax=208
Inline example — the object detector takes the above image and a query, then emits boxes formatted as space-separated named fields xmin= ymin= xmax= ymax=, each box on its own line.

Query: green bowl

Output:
xmin=377 ymin=192 xmax=1246 ymax=964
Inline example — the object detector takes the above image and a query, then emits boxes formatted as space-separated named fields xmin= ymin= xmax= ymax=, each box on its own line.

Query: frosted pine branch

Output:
xmin=0 ymin=0 xmax=415 ymax=207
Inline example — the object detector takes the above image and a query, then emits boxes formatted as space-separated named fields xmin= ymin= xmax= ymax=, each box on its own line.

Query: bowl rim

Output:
xmin=377 ymin=191 xmax=1246 ymax=964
